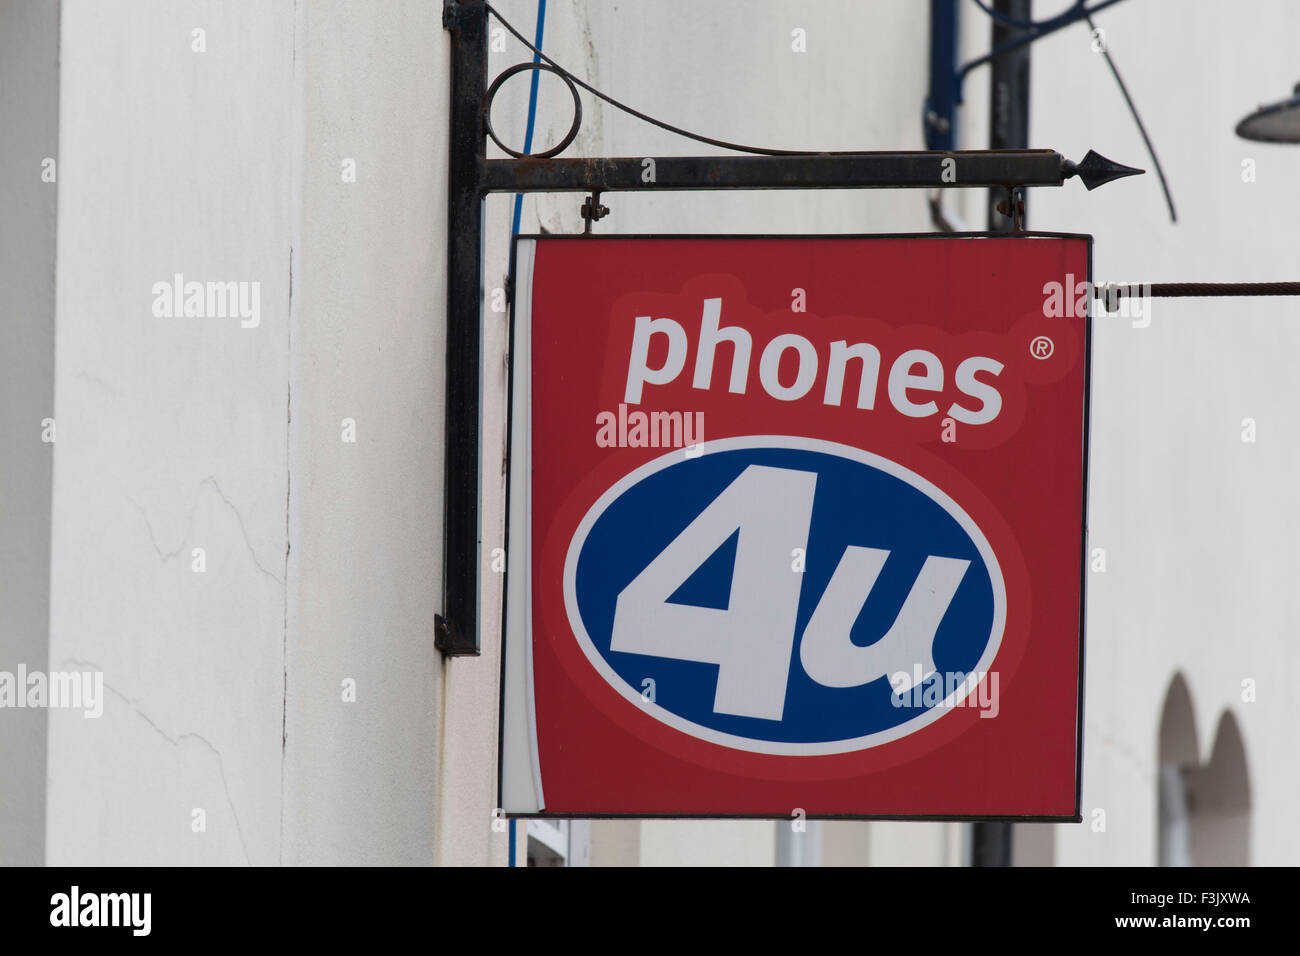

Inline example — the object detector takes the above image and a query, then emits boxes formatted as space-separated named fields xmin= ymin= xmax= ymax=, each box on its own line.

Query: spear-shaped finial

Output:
xmin=1064 ymin=149 xmax=1145 ymax=191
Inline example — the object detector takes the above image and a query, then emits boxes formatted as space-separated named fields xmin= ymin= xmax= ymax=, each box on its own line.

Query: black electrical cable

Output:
xmin=485 ymin=2 xmax=825 ymax=156
xmin=1084 ymin=13 xmax=1177 ymax=222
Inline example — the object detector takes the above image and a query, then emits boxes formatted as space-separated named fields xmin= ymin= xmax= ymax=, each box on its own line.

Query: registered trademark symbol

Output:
xmin=1029 ymin=335 xmax=1055 ymax=359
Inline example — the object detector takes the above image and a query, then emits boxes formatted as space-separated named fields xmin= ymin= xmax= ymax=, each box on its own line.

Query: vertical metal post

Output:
xmin=925 ymin=0 xmax=960 ymax=151
xmin=972 ymin=0 xmax=1032 ymax=865
xmin=437 ymin=0 xmax=488 ymax=656
xmin=986 ymin=0 xmax=1033 ymax=230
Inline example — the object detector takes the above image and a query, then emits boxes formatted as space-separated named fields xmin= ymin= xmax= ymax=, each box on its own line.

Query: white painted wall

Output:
xmin=639 ymin=820 xmax=777 ymax=867
xmin=45 ymin=0 xmax=297 ymax=865
xmin=285 ymin=0 xmax=446 ymax=868
xmin=41 ymin=0 xmax=455 ymax=866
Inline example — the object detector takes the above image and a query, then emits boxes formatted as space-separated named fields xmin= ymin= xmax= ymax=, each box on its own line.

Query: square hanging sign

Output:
xmin=500 ymin=233 xmax=1090 ymax=820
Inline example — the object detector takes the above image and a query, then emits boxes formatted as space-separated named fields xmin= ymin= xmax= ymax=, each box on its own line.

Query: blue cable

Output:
xmin=510 ymin=0 xmax=548 ymax=238
xmin=507 ymin=0 xmax=546 ymax=870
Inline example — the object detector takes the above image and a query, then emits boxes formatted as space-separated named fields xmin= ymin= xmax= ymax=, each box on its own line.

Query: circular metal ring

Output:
xmin=484 ymin=62 xmax=583 ymax=159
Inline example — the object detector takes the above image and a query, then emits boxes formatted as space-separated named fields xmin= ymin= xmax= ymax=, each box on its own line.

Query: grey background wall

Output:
xmin=0 ymin=0 xmax=59 ymax=868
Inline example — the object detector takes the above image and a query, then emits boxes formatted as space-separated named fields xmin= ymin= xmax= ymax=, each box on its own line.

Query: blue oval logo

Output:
xmin=563 ymin=436 xmax=1006 ymax=755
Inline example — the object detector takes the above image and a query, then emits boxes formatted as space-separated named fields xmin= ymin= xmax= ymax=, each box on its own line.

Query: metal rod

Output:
xmin=437 ymin=0 xmax=488 ymax=657
xmin=482 ymin=150 xmax=1067 ymax=194
xmin=1099 ymin=282 xmax=1300 ymax=298
xmin=986 ymin=0 xmax=1031 ymax=231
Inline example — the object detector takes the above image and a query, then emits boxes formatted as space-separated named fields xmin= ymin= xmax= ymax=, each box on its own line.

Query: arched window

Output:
xmin=1187 ymin=712 xmax=1251 ymax=866
xmin=1156 ymin=673 xmax=1198 ymax=866
xmin=1156 ymin=674 xmax=1252 ymax=866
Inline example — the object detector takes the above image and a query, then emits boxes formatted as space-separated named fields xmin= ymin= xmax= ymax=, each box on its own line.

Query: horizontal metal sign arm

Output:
xmin=481 ymin=150 xmax=1069 ymax=194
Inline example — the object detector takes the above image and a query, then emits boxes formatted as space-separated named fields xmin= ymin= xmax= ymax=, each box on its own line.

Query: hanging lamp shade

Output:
xmin=1236 ymin=82 xmax=1300 ymax=143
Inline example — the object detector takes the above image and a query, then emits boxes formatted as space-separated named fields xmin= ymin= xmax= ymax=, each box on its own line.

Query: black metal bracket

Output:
xmin=580 ymin=190 xmax=609 ymax=233
xmin=435 ymin=0 xmax=1143 ymax=656
xmin=995 ymin=186 xmax=1026 ymax=232
xmin=436 ymin=0 xmax=488 ymax=656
